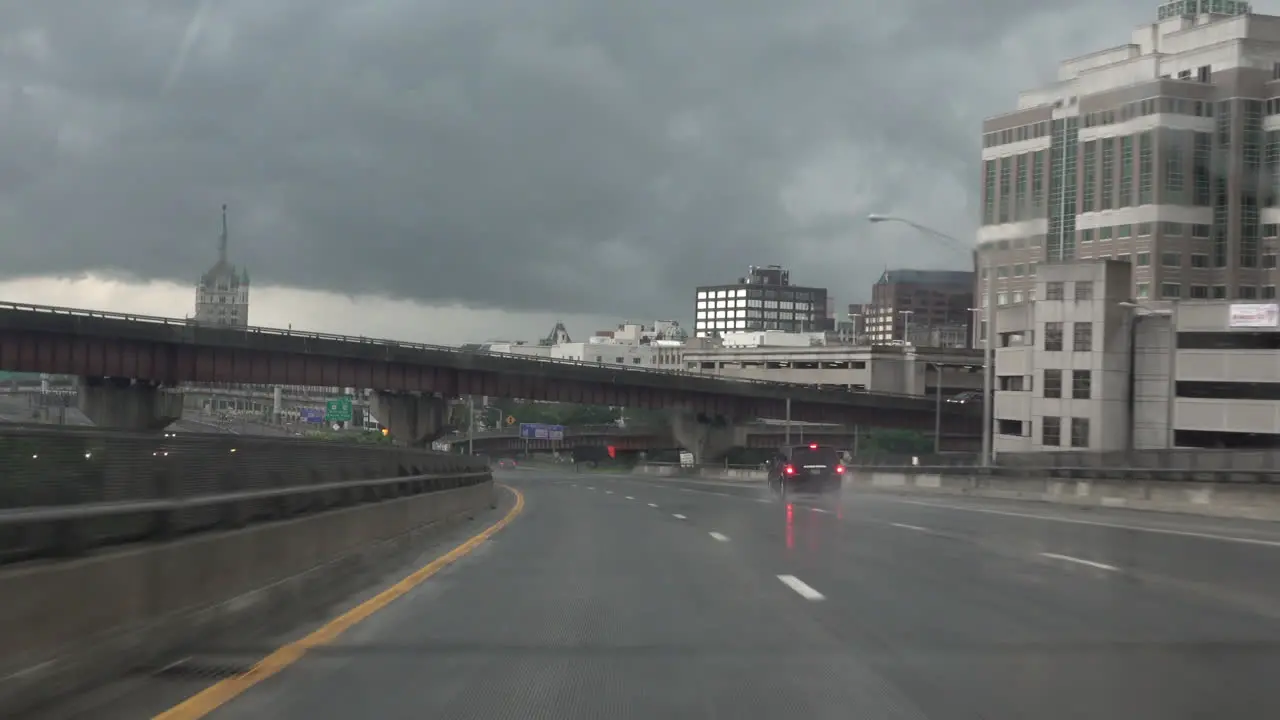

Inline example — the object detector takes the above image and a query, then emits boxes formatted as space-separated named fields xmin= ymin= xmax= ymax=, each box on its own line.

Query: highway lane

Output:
xmin=163 ymin=469 xmax=1280 ymax=719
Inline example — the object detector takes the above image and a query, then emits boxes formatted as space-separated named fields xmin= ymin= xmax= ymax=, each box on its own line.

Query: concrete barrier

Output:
xmin=0 ymin=479 xmax=497 ymax=717
xmin=846 ymin=468 xmax=1280 ymax=521
xmin=633 ymin=465 xmax=768 ymax=482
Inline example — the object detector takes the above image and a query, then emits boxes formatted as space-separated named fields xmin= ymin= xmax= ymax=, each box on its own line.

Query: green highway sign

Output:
xmin=325 ymin=396 xmax=353 ymax=423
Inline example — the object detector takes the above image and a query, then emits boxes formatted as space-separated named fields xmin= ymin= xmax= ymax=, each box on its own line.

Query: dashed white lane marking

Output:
xmin=1040 ymin=552 xmax=1119 ymax=572
xmin=777 ymin=575 xmax=825 ymax=601
xmin=810 ymin=507 xmax=831 ymax=514
xmin=709 ymin=531 xmax=729 ymax=542
xmin=672 ymin=514 xmax=687 ymax=520
xmin=894 ymin=498 xmax=1280 ymax=548
xmin=586 ymin=486 xmax=595 ymax=490
xmin=648 ymin=503 xmax=659 ymax=508
xmin=605 ymin=491 xmax=614 ymax=495
xmin=625 ymin=496 xmax=634 ymax=500
xmin=891 ymin=523 xmax=930 ymax=533
xmin=681 ymin=488 xmax=692 ymax=493
xmin=755 ymin=498 xmax=772 ymax=504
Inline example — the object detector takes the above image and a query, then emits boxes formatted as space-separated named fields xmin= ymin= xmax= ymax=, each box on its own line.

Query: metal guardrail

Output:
xmin=0 ymin=301 xmax=932 ymax=400
xmin=0 ymin=426 xmax=490 ymax=562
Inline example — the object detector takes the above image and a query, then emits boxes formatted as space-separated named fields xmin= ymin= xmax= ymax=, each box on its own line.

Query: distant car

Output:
xmin=768 ymin=443 xmax=844 ymax=500
xmin=947 ymin=391 xmax=983 ymax=405
xmin=496 ymin=458 xmax=518 ymax=469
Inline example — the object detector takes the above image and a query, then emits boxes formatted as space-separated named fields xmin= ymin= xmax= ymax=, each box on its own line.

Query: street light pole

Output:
xmin=868 ymin=213 xmax=991 ymax=465
xmin=932 ymin=362 xmax=943 ymax=455
xmin=467 ymin=395 xmax=475 ymax=456
xmin=982 ymin=270 xmax=996 ymax=467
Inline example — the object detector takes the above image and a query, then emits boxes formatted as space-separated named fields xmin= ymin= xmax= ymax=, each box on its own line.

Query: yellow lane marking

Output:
xmin=155 ymin=483 xmax=526 ymax=719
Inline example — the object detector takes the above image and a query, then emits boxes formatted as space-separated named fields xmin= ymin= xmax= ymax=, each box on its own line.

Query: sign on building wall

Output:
xmin=1227 ymin=303 xmax=1280 ymax=329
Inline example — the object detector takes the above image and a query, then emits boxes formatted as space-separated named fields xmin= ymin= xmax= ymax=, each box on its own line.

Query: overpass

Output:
xmin=449 ymin=422 xmax=981 ymax=454
xmin=0 ymin=302 xmax=981 ymax=455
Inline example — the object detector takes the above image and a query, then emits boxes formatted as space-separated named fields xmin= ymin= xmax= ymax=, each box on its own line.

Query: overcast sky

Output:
xmin=1 ymin=0 xmax=1158 ymax=343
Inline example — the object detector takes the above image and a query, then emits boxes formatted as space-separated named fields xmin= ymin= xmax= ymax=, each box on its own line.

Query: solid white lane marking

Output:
xmin=894 ymin=498 xmax=1280 ymax=548
xmin=648 ymin=503 xmax=659 ymax=508
xmin=1040 ymin=552 xmax=1119 ymax=572
xmin=709 ymin=531 xmax=729 ymax=541
xmin=673 ymin=514 xmax=687 ymax=520
xmin=891 ymin=523 xmax=930 ymax=533
xmin=777 ymin=575 xmax=825 ymax=601
xmin=625 ymin=496 xmax=634 ymax=500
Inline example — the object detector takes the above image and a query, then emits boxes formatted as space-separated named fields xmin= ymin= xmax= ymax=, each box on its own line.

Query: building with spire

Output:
xmin=193 ymin=204 xmax=250 ymax=327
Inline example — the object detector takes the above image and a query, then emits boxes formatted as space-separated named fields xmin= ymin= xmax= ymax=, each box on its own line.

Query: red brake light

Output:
xmin=835 ymin=465 xmax=845 ymax=474
xmin=783 ymin=464 xmax=796 ymax=475
xmin=809 ymin=443 xmax=818 ymax=449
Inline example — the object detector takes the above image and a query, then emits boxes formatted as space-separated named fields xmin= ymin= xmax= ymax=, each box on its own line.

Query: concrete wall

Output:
xmin=0 ymin=480 xmax=497 ymax=717
xmin=844 ymin=468 xmax=1280 ymax=521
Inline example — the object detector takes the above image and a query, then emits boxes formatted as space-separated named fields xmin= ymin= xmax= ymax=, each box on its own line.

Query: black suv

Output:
xmin=767 ymin=443 xmax=845 ymax=498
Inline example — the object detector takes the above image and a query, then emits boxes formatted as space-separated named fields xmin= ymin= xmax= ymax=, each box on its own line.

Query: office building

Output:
xmin=855 ymin=269 xmax=974 ymax=346
xmin=978 ymin=1 xmax=1280 ymax=350
xmin=993 ymin=258 xmax=1280 ymax=452
xmin=193 ymin=205 xmax=250 ymax=327
xmin=693 ymin=265 xmax=833 ymax=338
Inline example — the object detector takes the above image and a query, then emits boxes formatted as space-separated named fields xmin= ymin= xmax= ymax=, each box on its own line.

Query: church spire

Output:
xmin=218 ymin=204 xmax=229 ymax=265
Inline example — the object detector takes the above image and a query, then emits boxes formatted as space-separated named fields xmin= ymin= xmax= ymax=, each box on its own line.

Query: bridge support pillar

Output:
xmin=670 ymin=411 xmax=737 ymax=464
xmin=372 ymin=392 xmax=448 ymax=446
xmin=77 ymin=377 xmax=184 ymax=431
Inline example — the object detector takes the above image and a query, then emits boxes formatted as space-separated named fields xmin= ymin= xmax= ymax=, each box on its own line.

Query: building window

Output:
xmin=1043 ymin=416 xmax=1062 ymax=447
xmin=1161 ymin=283 xmax=1182 ymax=299
xmin=1119 ymin=136 xmax=1134 ymax=207
xmin=998 ymin=157 xmax=1011 ymax=223
xmin=1075 ymin=282 xmax=1093 ymax=300
xmin=1265 ymin=286 xmax=1277 ymax=299
xmin=1137 ymin=282 xmax=1150 ymax=299
xmin=1101 ymin=138 xmax=1115 ymax=210
xmin=1165 ymin=137 xmax=1184 ymax=203
xmin=1139 ymin=131 xmax=1153 ymax=204
xmin=1045 ymin=281 xmax=1064 ymax=300
xmin=1193 ymin=133 xmax=1212 ymax=206
xmin=1212 ymin=285 xmax=1227 ymax=299
xmin=1043 ymin=369 xmax=1063 ymax=398
xmin=1161 ymin=252 xmax=1181 ymax=267
xmin=1070 ymin=417 xmax=1090 ymax=448
xmin=1072 ymin=370 xmax=1092 ymax=399
xmin=1044 ymin=322 xmax=1064 ymax=351
xmin=1073 ymin=322 xmax=1092 ymax=351
xmin=1136 ymin=252 xmax=1151 ymax=266
xmin=1032 ymin=150 xmax=1045 ymax=210
xmin=1014 ymin=154 xmax=1028 ymax=221
xmin=1082 ymin=141 xmax=1096 ymax=212
xmin=1191 ymin=253 xmax=1209 ymax=268
xmin=1240 ymin=286 xmax=1259 ymax=299
xmin=1190 ymin=285 xmax=1209 ymax=299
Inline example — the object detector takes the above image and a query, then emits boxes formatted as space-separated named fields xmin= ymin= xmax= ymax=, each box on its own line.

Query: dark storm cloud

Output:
xmin=0 ymin=0 xmax=1156 ymax=316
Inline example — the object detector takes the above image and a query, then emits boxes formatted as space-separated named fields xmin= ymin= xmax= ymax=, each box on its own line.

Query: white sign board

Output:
xmin=1228 ymin=303 xmax=1280 ymax=329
